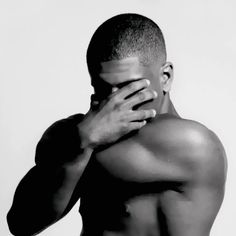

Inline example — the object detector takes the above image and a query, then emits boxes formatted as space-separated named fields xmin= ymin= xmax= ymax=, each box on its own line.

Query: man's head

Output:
xmin=87 ymin=13 xmax=173 ymax=106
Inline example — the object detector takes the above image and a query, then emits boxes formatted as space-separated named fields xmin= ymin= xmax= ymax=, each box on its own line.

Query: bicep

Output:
xmin=160 ymin=153 xmax=227 ymax=236
xmin=35 ymin=118 xmax=83 ymax=166
xmin=182 ymin=131 xmax=227 ymax=232
xmin=195 ymin=129 xmax=227 ymax=192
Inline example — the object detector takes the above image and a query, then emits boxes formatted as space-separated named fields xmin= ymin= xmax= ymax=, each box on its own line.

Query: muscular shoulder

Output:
xmin=146 ymin=114 xmax=227 ymax=185
xmin=150 ymin=114 xmax=224 ymax=154
xmin=43 ymin=113 xmax=84 ymax=136
xmin=35 ymin=113 xmax=84 ymax=165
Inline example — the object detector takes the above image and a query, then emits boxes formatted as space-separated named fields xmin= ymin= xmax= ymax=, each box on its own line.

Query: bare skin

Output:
xmin=7 ymin=57 xmax=227 ymax=236
xmin=80 ymin=114 xmax=226 ymax=236
xmin=79 ymin=57 xmax=227 ymax=236
xmin=7 ymin=59 xmax=157 ymax=235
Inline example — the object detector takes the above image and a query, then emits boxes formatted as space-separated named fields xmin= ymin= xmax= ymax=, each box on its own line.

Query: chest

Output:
xmin=79 ymin=140 xmax=187 ymax=234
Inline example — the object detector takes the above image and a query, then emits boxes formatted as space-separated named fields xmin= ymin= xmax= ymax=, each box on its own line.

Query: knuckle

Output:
xmin=132 ymin=122 xmax=142 ymax=130
xmin=145 ymin=90 xmax=155 ymax=99
xmin=119 ymin=113 xmax=127 ymax=122
xmin=143 ymin=110 xmax=148 ymax=119
xmin=138 ymin=91 xmax=146 ymax=101
xmin=143 ymin=79 xmax=150 ymax=86
xmin=105 ymin=100 xmax=113 ymax=110
xmin=128 ymin=82 xmax=137 ymax=91
xmin=110 ymin=96 xmax=121 ymax=107
xmin=151 ymin=90 xmax=158 ymax=98
xmin=147 ymin=90 xmax=153 ymax=97
xmin=120 ymin=122 xmax=128 ymax=133
xmin=137 ymin=122 xmax=143 ymax=129
xmin=147 ymin=110 xmax=153 ymax=117
xmin=139 ymin=120 xmax=146 ymax=128
xmin=114 ymin=101 xmax=123 ymax=111
xmin=138 ymin=110 xmax=146 ymax=119
xmin=111 ymin=95 xmax=119 ymax=104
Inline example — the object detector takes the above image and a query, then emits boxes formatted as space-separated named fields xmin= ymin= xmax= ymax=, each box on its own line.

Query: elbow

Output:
xmin=7 ymin=205 xmax=64 ymax=236
xmin=7 ymin=207 xmax=42 ymax=236
xmin=7 ymin=208 xmax=26 ymax=236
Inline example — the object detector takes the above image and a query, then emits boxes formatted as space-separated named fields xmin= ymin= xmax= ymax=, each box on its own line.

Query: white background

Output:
xmin=1 ymin=0 xmax=236 ymax=235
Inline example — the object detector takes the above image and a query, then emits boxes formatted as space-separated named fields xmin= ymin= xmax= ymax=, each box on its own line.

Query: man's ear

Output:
xmin=160 ymin=62 xmax=174 ymax=93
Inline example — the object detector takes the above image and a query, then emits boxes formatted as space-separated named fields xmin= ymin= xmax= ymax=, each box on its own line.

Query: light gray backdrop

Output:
xmin=1 ymin=0 xmax=235 ymax=235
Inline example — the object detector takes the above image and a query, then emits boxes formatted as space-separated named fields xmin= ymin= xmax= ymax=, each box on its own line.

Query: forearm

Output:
xmin=7 ymin=116 xmax=95 ymax=235
xmin=49 ymin=146 xmax=93 ymax=215
xmin=7 ymin=145 xmax=93 ymax=236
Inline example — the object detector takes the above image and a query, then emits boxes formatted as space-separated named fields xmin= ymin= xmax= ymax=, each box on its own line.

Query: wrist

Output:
xmin=77 ymin=122 xmax=97 ymax=150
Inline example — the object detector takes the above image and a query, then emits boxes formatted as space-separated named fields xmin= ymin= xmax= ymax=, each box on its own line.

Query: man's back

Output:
xmin=79 ymin=114 xmax=227 ymax=236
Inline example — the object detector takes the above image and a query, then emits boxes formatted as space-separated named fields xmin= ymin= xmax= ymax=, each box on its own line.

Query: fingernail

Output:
xmin=152 ymin=109 xmax=157 ymax=117
xmin=146 ymin=79 xmax=150 ymax=86
xmin=112 ymin=87 xmax=118 ymax=93
xmin=153 ymin=91 xmax=158 ymax=98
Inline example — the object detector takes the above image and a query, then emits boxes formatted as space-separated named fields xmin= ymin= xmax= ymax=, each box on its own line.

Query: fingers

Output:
xmin=123 ymin=89 xmax=158 ymax=109
xmin=125 ymin=109 xmax=157 ymax=122
xmin=114 ymin=79 xmax=150 ymax=100
xmin=107 ymin=79 xmax=158 ymax=111
xmin=125 ymin=109 xmax=157 ymax=132
xmin=126 ymin=120 xmax=147 ymax=132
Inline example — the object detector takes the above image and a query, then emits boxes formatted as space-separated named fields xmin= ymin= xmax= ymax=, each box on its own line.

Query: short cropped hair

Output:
xmin=86 ymin=13 xmax=167 ymax=80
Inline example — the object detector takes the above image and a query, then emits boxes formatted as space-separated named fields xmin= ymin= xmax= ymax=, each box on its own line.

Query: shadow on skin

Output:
xmin=79 ymin=158 xmax=184 ymax=233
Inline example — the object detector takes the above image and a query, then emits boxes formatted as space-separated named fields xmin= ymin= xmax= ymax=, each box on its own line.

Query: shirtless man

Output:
xmin=7 ymin=13 xmax=227 ymax=236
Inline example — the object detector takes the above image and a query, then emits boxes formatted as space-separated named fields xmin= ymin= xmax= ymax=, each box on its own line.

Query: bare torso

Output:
xmin=79 ymin=114 xmax=226 ymax=236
